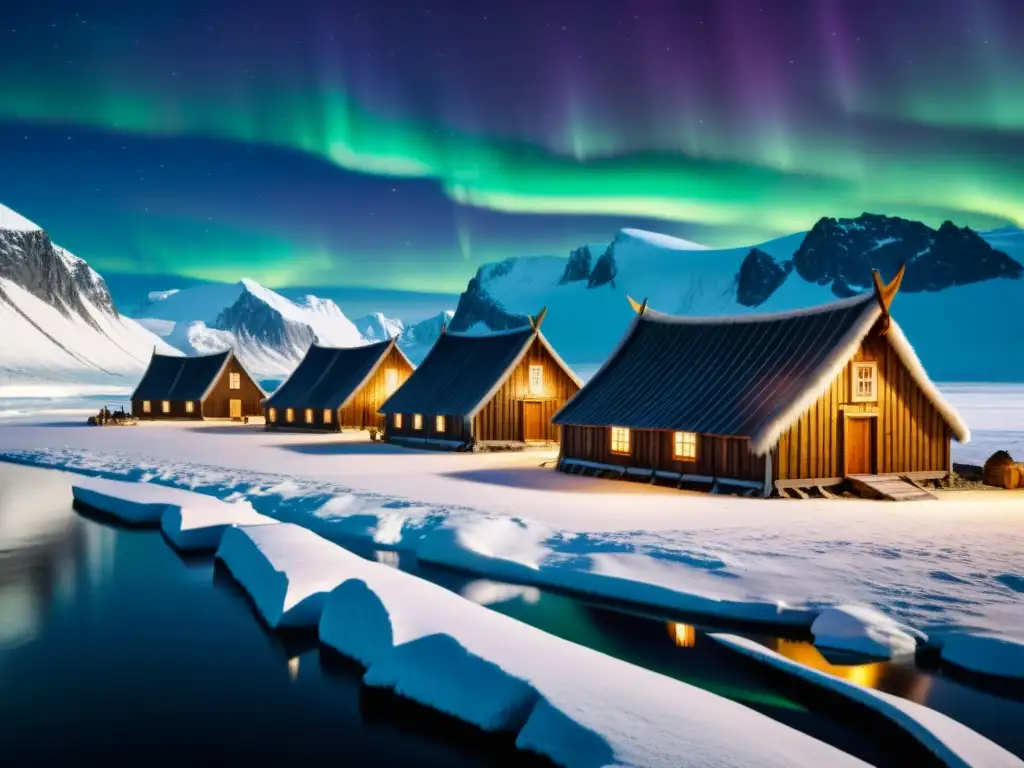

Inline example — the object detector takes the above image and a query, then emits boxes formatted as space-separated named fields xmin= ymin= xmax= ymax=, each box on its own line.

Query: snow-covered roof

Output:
xmin=554 ymin=287 xmax=969 ymax=454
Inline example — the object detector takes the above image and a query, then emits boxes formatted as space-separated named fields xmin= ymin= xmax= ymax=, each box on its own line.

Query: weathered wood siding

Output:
xmin=560 ymin=426 xmax=766 ymax=482
xmin=773 ymin=326 xmax=952 ymax=480
xmin=131 ymin=399 xmax=203 ymax=420
xmin=472 ymin=337 xmax=580 ymax=442
xmin=339 ymin=346 xmax=414 ymax=429
xmin=202 ymin=357 xmax=264 ymax=419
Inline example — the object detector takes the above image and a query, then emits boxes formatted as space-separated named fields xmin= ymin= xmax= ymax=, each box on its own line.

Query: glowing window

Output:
xmin=610 ymin=427 xmax=630 ymax=454
xmin=384 ymin=368 xmax=399 ymax=395
xmin=673 ymin=431 xmax=697 ymax=460
xmin=229 ymin=372 xmax=241 ymax=390
xmin=851 ymin=362 xmax=878 ymax=403
xmin=142 ymin=401 xmax=151 ymax=413
xmin=435 ymin=415 xmax=446 ymax=433
xmin=161 ymin=401 xmax=171 ymax=414
xmin=413 ymin=414 xmax=423 ymax=430
xmin=268 ymin=408 xmax=277 ymax=422
xmin=185 ymin=401 xmax=194 ymax=414
xmin=304 ymin=408 xmax=314 ymax=424
xmin=286 ymin=408 xmax=294 ymax=423
xmin=528 ymin=364 xmax=544 ymax=393
xmin=323 ymin=409 xmax=332 ymax=424
xmin=394 ymin=413 xmax=403 ymax=429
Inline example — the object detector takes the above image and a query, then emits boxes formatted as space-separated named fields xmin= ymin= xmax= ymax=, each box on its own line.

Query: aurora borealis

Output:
xmin=0 ymin=0 xmax=1022 ymax=308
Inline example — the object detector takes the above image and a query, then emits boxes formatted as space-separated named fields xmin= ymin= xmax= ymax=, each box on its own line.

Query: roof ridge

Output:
xmin=642 ymin=291 xmax=875 ymax=326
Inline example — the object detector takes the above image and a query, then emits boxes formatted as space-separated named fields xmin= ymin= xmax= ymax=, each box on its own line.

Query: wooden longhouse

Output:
xmin=552 ymin=267 xmax=971 ymax=498
xmin=378 ymin=309 xmax=582 ymax=450
xmin=263 ymin=338 xmax=413 ymax=431
xmin=131 ymin=349 xmax=265 ymax=420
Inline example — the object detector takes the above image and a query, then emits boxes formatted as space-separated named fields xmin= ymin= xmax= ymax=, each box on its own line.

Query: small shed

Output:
xmin=553 ymin=267 xmax=971 ymax=496
xmin=131 ymin=349 xmax=265 ymax=420
xmin=263 ymin=338 xmax=413 ymax=431
xmin=379 ymin=310 xmax=581 ymax=450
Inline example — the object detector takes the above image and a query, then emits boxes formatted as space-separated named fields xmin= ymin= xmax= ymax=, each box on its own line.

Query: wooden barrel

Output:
xmin=1004 ymin=464 xmax=1022 ymax=490
xmin=983 ymin=451 xmax=1016 ymax=487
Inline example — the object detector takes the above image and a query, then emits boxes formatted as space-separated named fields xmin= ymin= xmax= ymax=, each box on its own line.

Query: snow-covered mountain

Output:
xmin=354 ymin=310 xmax=455 ymax=364
xmin=132 ymin=279 xmax=368 ymax=378
xmin=354 ymin=312 xmax=404 ymax=343
xmin=448 ymin=217 xmax=1024 ymax=382
xmin=0 ymin=203 xmax=181 ymax=396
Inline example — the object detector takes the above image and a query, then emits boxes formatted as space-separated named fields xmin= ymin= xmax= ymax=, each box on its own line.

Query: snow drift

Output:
xmin=810 ymin=604 xmax=923 ymax=660
xmin=939 ymin=632 xmax=1024 ymax=681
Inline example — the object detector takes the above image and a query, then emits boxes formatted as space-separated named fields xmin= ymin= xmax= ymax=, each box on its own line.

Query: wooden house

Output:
xmin=263 ymin=338 xmax=413 ymax=431
xmin=131 ymin=349 xmax=265 ymax=420
xmin=379 ymin=310 xmax=582 ymax=450
xmin=552 ymin=267 xmax=971 ymax=498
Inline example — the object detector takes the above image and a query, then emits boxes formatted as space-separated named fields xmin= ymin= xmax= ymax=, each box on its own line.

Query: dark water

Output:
xmin=1 ymin=463 xmax=1021 ymax=765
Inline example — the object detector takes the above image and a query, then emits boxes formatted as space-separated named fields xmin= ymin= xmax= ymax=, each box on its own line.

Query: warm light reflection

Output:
xmin=288 ymin=656 xmax=300 ymax=681
xmin=668 ymin=622 xmax=697 ymax=648
xmin=768 ymin=638 xmax=886 ymax=689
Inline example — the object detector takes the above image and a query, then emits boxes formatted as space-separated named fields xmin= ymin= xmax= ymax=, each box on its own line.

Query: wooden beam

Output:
xmin=626 ymin=295 xmax=650 ymax=315
xmin=871 ymin=263 xmax=907 ymax=335
xmin=533 ymin=305 xmax=548 ymax=330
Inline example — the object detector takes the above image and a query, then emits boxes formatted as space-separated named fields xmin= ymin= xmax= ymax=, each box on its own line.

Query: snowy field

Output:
xmin=0 ymin=388 xmax=1021 ymax=642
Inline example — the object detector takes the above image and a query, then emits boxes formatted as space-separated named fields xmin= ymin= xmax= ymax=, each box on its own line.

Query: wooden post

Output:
xmin=626 ymin=295 xmax=650 ymax=315
xmin=532 ymin=306 xmax=548 ymax=330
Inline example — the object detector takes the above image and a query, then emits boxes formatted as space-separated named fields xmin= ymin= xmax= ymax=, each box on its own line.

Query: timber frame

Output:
xmin=553 ymin=265 xmax=970 ymax=498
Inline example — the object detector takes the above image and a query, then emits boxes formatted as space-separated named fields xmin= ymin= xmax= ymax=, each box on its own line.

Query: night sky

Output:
xmin=1 ymin=0 xmax=1021 ymax=314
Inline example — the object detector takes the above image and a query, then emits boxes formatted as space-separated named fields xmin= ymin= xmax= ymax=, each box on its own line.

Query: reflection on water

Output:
xmin=668 ymin=622 xmax=696 ymax=648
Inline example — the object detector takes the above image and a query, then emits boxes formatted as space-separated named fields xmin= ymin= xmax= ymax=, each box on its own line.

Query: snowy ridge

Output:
xmin=0 ymin=202 xmax=181 ymax=394
xmin=132 ymin=278 xmax=368 ymax=378
xmin=449 ymin=217 xmax=1023 ymax=381
xmin=354 ymin=311 xmax=404 ymax=342
xmin=0 ymin=202 xmax=40 ymax=232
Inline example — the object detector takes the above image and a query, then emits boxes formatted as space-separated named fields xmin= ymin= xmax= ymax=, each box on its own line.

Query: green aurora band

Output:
xmin=3 ymin=74 xmax=1021 ymax=256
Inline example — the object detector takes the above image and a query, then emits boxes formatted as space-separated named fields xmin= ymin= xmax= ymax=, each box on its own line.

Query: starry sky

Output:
xmin=0 ymin=0 xmax=1021 ymax=316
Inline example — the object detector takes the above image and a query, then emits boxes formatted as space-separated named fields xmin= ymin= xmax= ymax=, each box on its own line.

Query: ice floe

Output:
xmin=811 ymin=604 xmax=923 ymax=659
xmin=940 ymin=632 xmax=1024 ymax=681
xmin=712 ymin=634 xmax=1023 ymax=768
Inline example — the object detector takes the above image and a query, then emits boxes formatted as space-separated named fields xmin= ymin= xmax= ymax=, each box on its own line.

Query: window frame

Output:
xmin=285 ymin=408 xmax=294 ymax=423
xmin=413 ymin=414 xmax=423 ymax=430
xmin=323 ymin=409 xmax=332 ymax=424
xmin=142 ymin=400 xmax=151 ymax=413
xmin=304 ymin=408 xmax=314 ymax=424
xmin=229 ymin=372 xmax=241 ymax=390
xmin=161 ymin=400 xmax=171 ymax=414
xmin=673 ymin=431 xmax=698 ymax=461
xmin=394 ymin=413 xmax=403 ymax=429
xmin=435 ymin=415 xmax=446 ymax=433
xmin=610 ymin=426 xmax=631 ymax=455
xmin=268 ymin=407 xmax=277 ymax=422
xmin=185 ymin=401 xmax=195 ymax=414
xmin=528 ymin=364 xmax=544 ymax=396
xmin=851 ymin=361 xmax=879 ymax=403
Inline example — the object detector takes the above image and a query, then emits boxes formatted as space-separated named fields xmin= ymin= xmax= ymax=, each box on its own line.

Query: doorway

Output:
xmin=844 ymin=414 xmax=876 ymax=475
xmin=229 ymin=399 xmax=242 ymax=420
xmin=522 ymin=401 xmax=544 ymax=441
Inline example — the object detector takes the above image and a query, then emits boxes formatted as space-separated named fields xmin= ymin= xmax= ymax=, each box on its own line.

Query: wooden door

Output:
xmin=844 ymin=416 xmax=875 ymax=475
xmin=229 ymin=399 xmax=242 ymax=419
xmin=522 ymin=401 xmax=543 ymax=441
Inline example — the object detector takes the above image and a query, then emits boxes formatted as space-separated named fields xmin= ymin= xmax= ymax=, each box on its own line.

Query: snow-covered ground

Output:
xmin=0 ymin=398 xmax=1021 ymax=641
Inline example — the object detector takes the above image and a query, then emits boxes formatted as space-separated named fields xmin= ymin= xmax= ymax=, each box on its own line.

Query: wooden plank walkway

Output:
xmin=847 ymin=474 xmax=937 ymax=501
